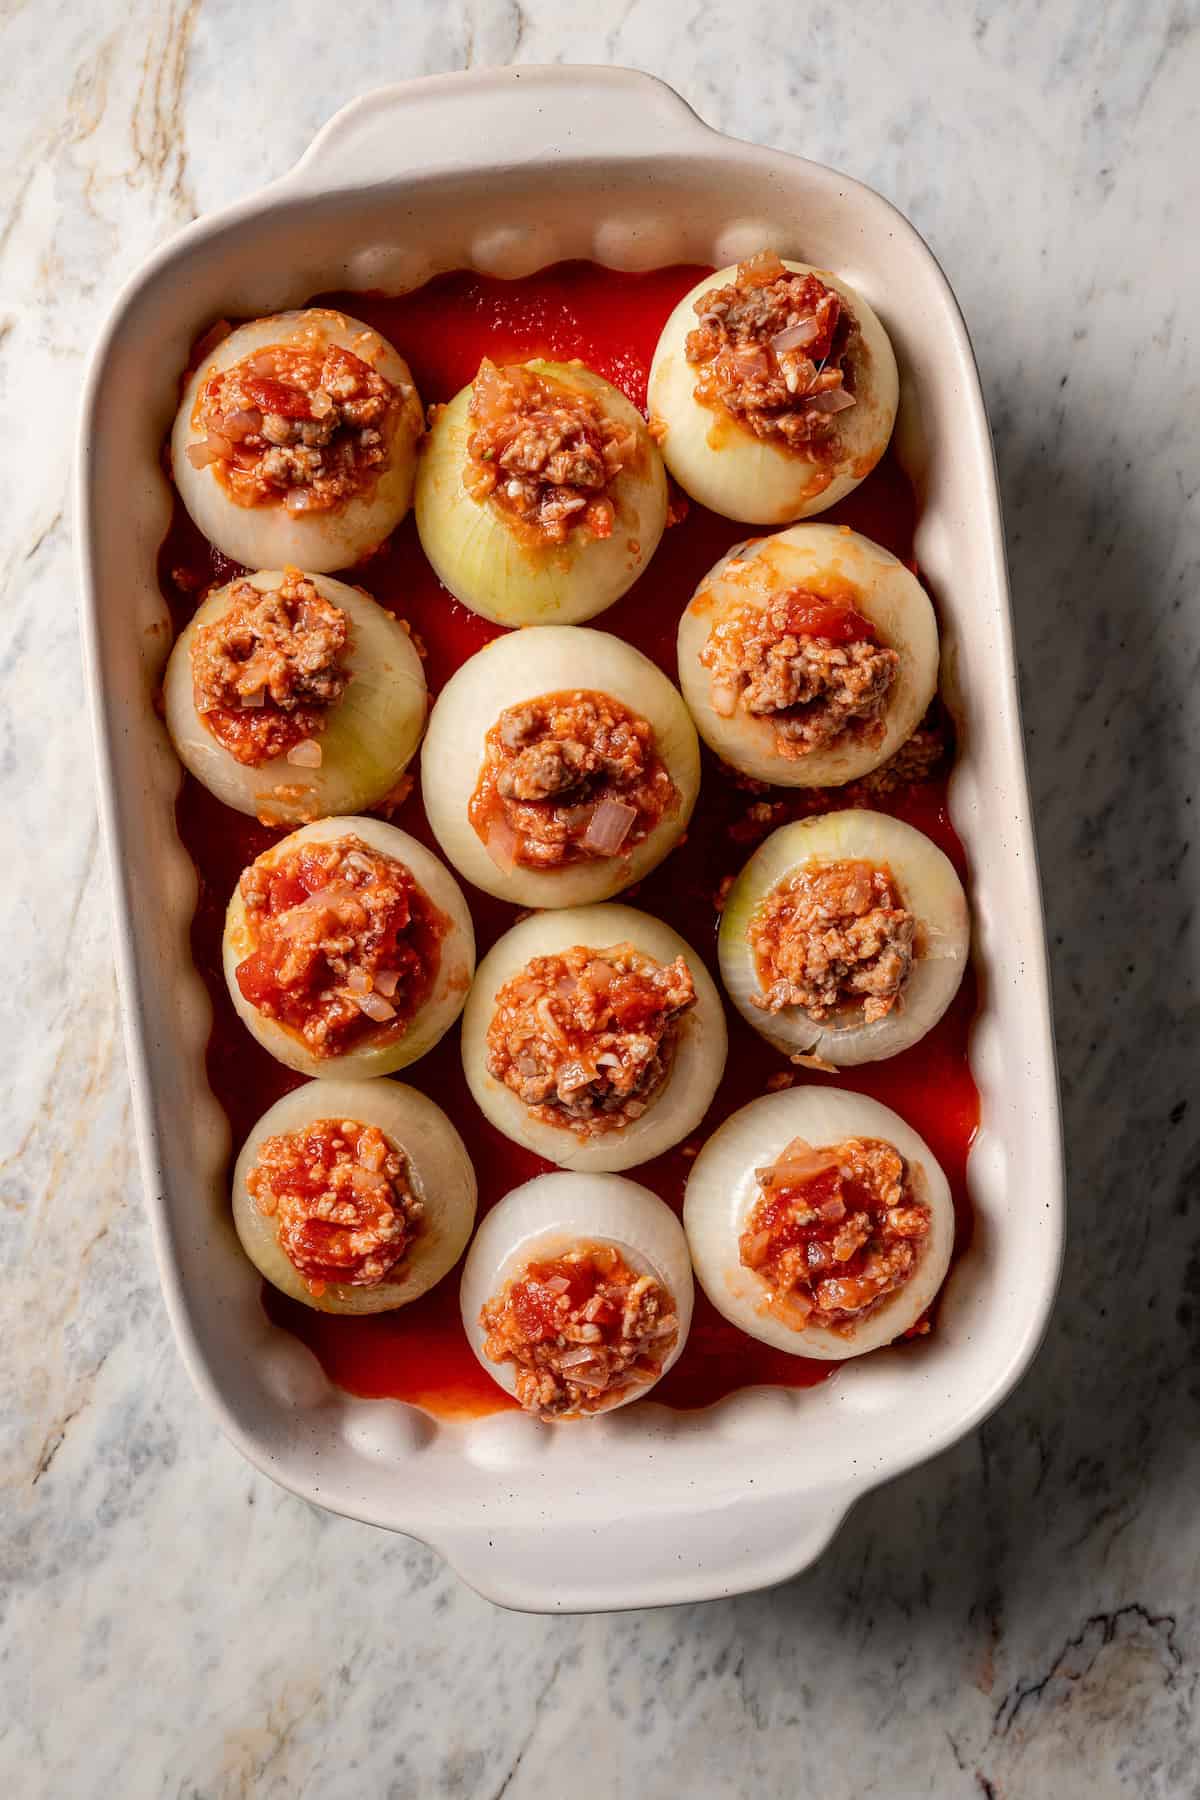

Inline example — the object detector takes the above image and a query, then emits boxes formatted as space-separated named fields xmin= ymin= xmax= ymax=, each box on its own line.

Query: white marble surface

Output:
xmin=3 ymin=1 xmax=1198 ymax=1793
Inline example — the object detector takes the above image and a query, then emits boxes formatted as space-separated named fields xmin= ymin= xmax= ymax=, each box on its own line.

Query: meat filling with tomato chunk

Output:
xmin=750 ymin=858 xmax=914 ymax=1023
xmin=701 ymin=588 xmax=898 ymax=757
xmin=247 ymin=1119 xmax=422 ymax=1298
xmin=191 ymin=335 xmax=399 ymax=511
xmin=479 ymin=1243 xmax=679 ymax=1418
xmin=190 ymin=569 xmax=350 ymax=766
xmin=486 ymin=943 xmax=696 ymax=1137
xmin=235 ymin=835 xmax=447 ymax=1056
xmin=685 ymin=250 xmax=857 ymax=455
xmin=463 ymin=358 xmax=639 ymax=546
xmin=740 ymin=1135 xmax=929 ymax=1332
xmin=469 ymin=689 xmax=677 ymax=871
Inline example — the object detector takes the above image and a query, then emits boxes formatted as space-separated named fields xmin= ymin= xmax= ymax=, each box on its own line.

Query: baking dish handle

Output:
xmin=279 ymin=66 xmax=716 ymax=193
xmin=432 ymin=1486 xmax=854 ymax=1613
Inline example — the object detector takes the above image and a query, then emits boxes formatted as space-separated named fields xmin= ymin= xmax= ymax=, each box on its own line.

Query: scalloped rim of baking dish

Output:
xmin=77 ymin=66 xmax=1063 ymax=1613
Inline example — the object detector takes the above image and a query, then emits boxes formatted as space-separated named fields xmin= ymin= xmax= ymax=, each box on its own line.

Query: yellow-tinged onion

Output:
xmin=163 ymin=570 xmax=426 ymax=824
xmin=414 ymin=360 xmax=667 ymax=626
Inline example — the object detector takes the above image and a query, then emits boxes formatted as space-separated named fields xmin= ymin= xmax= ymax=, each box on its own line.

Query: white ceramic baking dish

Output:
xmin=77 ymin=65 xmax=1063 ymax=1612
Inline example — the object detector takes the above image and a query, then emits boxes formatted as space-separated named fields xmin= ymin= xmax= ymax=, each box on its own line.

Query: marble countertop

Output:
xmin=4 ymin=2 xmax=1198 ymax=1794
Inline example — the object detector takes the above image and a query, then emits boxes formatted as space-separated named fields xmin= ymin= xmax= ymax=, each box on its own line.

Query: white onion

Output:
xmin=170 ymin=308 xmax=423 ymax=574
xmin=163 ymin=570 xmax=428 ymax=824
xmin=422 ymin=626 xmax=700 ymax=910
xmin=222 ymin=815 xmax=476 ymax=1081
xmin=717 ymin=810 xmax=970 ymax=1066
xmin=414 ymin=359 xmax=668 ymax=628
xmin=646 ymin=259 xmax=899 ymax=526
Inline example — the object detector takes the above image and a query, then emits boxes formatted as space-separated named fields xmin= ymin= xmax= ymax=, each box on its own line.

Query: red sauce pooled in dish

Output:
xmin=162 ymin=261 xmax=979 ymax=1419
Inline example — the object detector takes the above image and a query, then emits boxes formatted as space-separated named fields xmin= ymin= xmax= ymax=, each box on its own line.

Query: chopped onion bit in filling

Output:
xmin=480 ymin=1242 xmax=679 ymax=1418
xmin=463 ymin=358 xmax=639 ymax=546
xmin=190 ymin=568 xmax=350 ymax=766
xmin=248 ymin=1118 xmax=422 ymax=1297
xmin=685 ymin=250 xmax=857 ymax=456
xmin=486 ymin=943 xmax=697 ymax=1138
xmin=235 ymin=835 xmax=447 ymax=1056
xmin=700 ymin=587 xmax=898 ymax=757
xmin=749 ymin=858 xmax=914 ymax=1023
xmin=740 ymin=1135 xmax=929 ymax=1332
xmin=469 ymin=689 xmax=677 ymax=872
xmin=191 ymin=338 xmax=399 ymax=512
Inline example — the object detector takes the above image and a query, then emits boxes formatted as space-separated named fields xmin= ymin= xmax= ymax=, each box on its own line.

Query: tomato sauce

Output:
xmin=160 ymin=261 xmax=979 ymax=1421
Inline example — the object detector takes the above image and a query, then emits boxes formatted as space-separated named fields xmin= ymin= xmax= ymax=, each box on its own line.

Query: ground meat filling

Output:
xmin=684 ymin=249 xmax=857 ymax=455
xmin=701 ymin=588 xmax=898 ymax=757
xmin=190 ymin=569 xmax=350 ymax=766
xmin=463 ymin=358 xmax=638 ymax=546
xmin=191 ymin=338 xmax=398 ymax=512
xmin=234 ymin=835 xmax=447 ymax=1056
xmin=479 ymin=1243 xmax=679 ymax=1418
xmin=750 ymin=859 xmax=915 ymax=1024
xmin=469 ymin=689 xmax=677 ymax=871
xmin=486 ymin=944 xmax=696 ymax=1137
xmin=740 ymin=1135 xmax=929 ymax=1332
xmin=247 ymin=1119 xmax=422 ymax=1298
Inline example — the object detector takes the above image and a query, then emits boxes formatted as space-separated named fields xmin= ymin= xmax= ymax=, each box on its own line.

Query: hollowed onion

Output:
xmin=647 ymin=261 xmax=898 ymax=525
xmin=222 ymin=815 xmax=475 ymax=1079
xmin=421 ymin=626 xmax=700 ymax=908
xmin=683 ymin=1086 xmax=953 ymax=1358
xmin=459 ymin=1171 xmax=694 ymax=1414
xmin=414 ymin=359 xmax=667 ymax=626
xmin=718 ymin=810 xmax=969 ymax=1065
xmin=233 ymin=1079 xmax=476 ymax=1314
xmin=171 ymin=309 xmax=423 ymax=572
xmin=163 ymin=570 xmax=426 ymax=824
xmin=677 ymin=523 xmax=938 ymax=787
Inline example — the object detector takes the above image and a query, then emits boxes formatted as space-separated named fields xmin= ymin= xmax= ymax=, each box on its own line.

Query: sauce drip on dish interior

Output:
xmin=161 ymin=261 xmax=979 ymax=1419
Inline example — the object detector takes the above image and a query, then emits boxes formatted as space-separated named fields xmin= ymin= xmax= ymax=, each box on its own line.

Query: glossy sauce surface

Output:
xmin=161 ymin=262 xmax=979 ymax=1419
